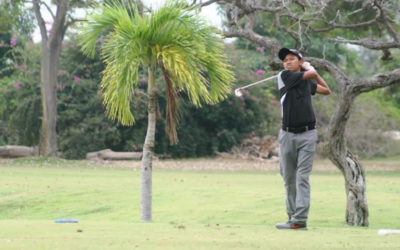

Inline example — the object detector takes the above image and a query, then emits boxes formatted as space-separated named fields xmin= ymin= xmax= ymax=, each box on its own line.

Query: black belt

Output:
xmin=282 ymin=124 xmax=315 ymax=134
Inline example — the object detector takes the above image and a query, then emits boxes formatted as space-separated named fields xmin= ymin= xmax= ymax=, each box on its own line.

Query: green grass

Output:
xmin=0 ymin=158 xmax=399 ymax=249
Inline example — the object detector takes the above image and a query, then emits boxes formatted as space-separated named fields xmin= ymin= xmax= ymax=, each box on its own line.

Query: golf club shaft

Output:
xmin=236 ymin=75 xmax=278 ymax=91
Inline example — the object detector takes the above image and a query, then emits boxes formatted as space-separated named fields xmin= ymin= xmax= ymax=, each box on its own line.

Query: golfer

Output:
xmin=275 ymin=48 xmax=331 ymax=230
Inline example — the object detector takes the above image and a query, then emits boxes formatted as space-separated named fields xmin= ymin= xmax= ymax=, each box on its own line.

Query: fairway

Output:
xmin=0 ymin=158 xmax=399 ymax=249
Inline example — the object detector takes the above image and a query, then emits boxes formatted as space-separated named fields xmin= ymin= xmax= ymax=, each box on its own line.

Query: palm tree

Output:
xmin=79 ymin=0 xmax=235 ymax=221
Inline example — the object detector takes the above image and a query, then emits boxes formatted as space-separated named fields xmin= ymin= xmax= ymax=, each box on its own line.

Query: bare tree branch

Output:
xmin=352 ymin=69 xmax=400 ymax=94
xmin=306 ymin=57 xmax=350 ymax=86
xmin=65 ymin=17 xmax=87 ymax=30
xmin=278 ymin=4 xmax=381 ymax=33
xmin=274 ymin=13 xmax=302 ymax=48
xmin=197 ymin=0 xmax=219 ymax=7
xmin=329 ymin=37 xmax=400 ymax=50
xmin=224 ymin=28 xmax=281 ymax=66
xmin=48 ymin=0 xmax=68 ymax=45
xmin=32 ymin=0 xmax=48 ymax=42
xmin=375 ymin=0 xmax=400 ymax=42
xmin=42 ymin=0 xmax=55 ymax=20
xmin=228 ymin=0 xmax=284 ymax=13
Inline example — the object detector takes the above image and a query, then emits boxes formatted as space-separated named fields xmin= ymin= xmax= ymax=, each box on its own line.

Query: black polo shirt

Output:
xmin=277 ymin=70 xmax=317 ymax=128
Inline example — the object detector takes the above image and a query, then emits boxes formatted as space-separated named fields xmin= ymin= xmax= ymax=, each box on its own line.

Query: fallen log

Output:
xmin=86 ymin=149 xmax=142 ymax=161
xmin=0 ymin=145 xmax=38 ymax=158
xmin=218 ymin=135 xmax=279 ymax=161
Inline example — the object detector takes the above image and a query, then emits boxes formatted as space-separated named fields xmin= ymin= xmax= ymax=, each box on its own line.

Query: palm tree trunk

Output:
xmin=140 ymin=65 xmax=157 ymax=222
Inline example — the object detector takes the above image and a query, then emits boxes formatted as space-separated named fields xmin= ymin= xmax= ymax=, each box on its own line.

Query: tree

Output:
xmin=31 ymin=0 xmax=68 ymax=156
xmin=31 ymin=0 xmax=95 ymax=156
xmin=79 ymin=0 xmax=235 ymax=221
xmin=200 ymin=0 xmax=400 ymax=226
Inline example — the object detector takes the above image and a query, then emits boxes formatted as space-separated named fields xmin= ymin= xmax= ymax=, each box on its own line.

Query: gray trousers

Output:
xmin=278 ymin=129 xmax=317 ymax=224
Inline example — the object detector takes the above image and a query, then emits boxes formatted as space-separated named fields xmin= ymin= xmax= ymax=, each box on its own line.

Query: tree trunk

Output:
xmin=140 ymin=65 xmax=157 ymax=222
xmin=39 ymin=45 xmax=60 ymax=156
xmin=326 ymin=89 xmax=369 ymax=226
xmin=343 ymin=152 xmax=369 ymax=226
xmin=33 ymin=0 xmax=68 ymax=157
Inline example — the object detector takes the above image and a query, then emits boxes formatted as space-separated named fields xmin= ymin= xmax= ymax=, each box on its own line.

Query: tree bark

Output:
xmin=326 ymin=88 xmax=369 ymax=226
xmin=140 ymin=65 xmax=157 ymax=222
xmin=343 ymin=152 xmax=369 ymax=226
xmin=33 ymin=0 xmax=68 ymax=156
xmin=39 ymin=44 xmax=60 ymax=156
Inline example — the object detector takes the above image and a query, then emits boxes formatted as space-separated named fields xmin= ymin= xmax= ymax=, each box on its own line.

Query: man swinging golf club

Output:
xmin=275 ymin=48 xmax=331 ymax=230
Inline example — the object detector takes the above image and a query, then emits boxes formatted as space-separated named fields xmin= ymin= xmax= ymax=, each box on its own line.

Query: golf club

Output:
xmin=234 ymin=75 xmax=278 ymax=97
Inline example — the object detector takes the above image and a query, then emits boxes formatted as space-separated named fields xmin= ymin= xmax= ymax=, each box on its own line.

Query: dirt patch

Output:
xmin=90 ymin=157 xmax=400 ymax=171
xmin=1 ymin=157 xmax=398 ymax=171
xmin=91 ymin=158 xmax=279 ymax=171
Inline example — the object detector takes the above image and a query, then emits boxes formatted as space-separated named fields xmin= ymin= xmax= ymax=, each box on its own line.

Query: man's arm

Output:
xmin=302 ymin=69 xmax=331 ymax=95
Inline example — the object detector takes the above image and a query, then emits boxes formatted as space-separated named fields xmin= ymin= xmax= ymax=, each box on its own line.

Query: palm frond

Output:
xmin=79 ymin=0 xmax=235 ymax=134
xmin=79 ymin=0 xmax=132 ymax=57
xmin=158 ymin=44 xmax=211 ymax=106
xmin=160 ymin=62 xmax=180 ymax=145
xmin=153 ymin=3 xmax=235 ymax=106
xmin=79 ymin=0 xmax=150 ymax=125
xmin=100 ymin=30 xmax=146 ymax=125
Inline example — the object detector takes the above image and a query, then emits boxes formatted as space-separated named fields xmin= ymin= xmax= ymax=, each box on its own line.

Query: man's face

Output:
xmin=283 ymin=54 xmax=303 ymax=72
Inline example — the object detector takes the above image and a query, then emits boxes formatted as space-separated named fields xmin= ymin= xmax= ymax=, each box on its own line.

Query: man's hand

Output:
xmin=301 ymin=62 xmax=315 ymax=71
xmin=301 ymin=62 xmax=331 ymax=95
